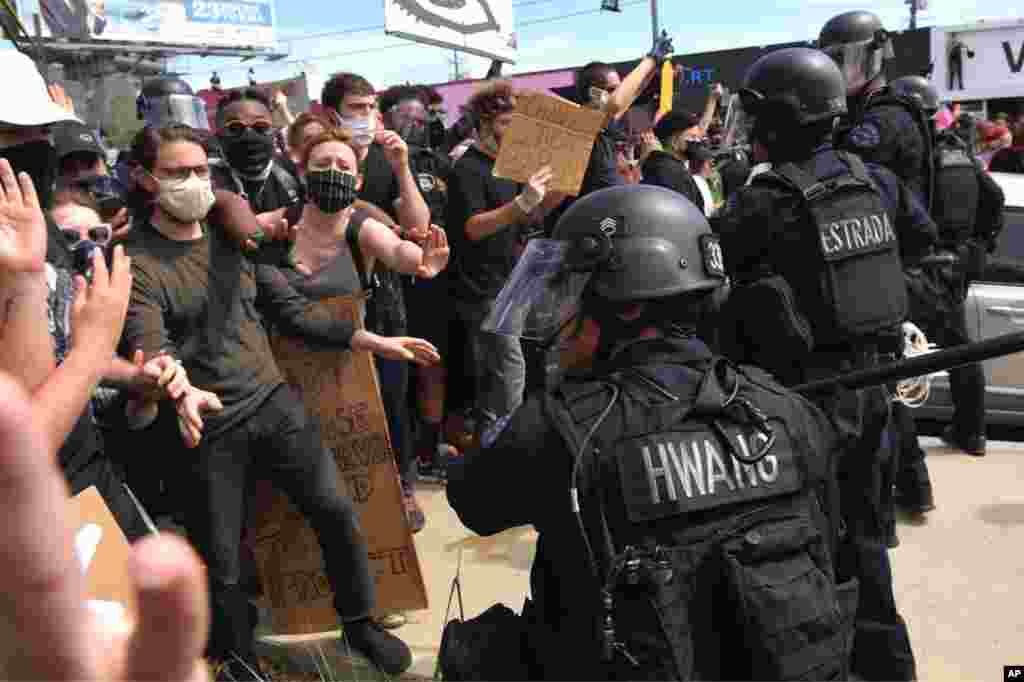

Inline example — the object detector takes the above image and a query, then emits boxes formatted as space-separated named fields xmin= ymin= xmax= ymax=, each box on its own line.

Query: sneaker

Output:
xmin=401 ymin=480 xmax=426 ymax=533
xmin=941 ymin=425 xmax=986 ymax=457
xmin=344 ymin=618 xmax=413 ymax=676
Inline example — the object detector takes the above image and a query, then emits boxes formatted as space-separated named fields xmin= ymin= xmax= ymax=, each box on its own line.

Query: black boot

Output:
xmin=344 ymin=617 xmax=413 ymax=676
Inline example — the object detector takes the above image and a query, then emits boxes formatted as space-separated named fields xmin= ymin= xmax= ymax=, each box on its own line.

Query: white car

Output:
xmin=914 ymin=172 xmax=1024 ymax=426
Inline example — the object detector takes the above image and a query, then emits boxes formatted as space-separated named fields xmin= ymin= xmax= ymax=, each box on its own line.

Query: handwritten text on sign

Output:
xmin=493 ymin=92 xmax=606 ymax=196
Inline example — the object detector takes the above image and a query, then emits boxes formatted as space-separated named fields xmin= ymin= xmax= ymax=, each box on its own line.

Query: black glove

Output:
xmin=648 ymin=30 xmax=674 ymax=63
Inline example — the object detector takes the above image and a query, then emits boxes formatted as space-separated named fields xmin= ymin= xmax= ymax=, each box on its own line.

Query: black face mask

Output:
xmin=220 ymin=128 xmax=275 ymax=177
xmin=2 ymin=140 xmax=57 ymax=208
xmin=398 ymin=122 xmax=430 ymax=149
xmin=306 ymin=169 xmax=358 ymax=214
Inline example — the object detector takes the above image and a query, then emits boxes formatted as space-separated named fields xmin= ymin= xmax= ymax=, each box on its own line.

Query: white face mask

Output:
xmin=341 ymin=114 xmax=376 ymax=147
xmin=152 ymin=172 xmax=216 ymax=223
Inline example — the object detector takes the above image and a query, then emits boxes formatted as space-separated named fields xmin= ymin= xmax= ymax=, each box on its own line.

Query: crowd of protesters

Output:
xmin=0 ymin=15 xmax=1017 ymax=678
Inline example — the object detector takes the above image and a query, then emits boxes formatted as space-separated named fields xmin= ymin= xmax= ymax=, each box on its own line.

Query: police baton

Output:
xmin=792 ymin=329 xmax=1024 ymax=395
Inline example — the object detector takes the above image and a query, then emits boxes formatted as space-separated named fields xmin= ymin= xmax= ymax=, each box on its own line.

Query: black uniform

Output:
xmin=716 ymin=144 xmax=936 ymax=682
xmin=840 ymin=92 xmax=930 ymax=205
xmin=900 ymin=129 xmax=1005 ymax=464
xmin=447 ymin=335 xmax=854 ymax=680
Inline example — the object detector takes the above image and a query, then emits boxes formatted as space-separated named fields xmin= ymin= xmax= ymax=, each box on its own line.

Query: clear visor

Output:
xmin=481 ymin=239 xmax=593 ymax=340
xmin=722 ymin=93 xmax=756 ymax=148
xmin=143 ymin=95 xmax=211 ymax=131
xmin=823 ymin=39 xmax=892 ymax=92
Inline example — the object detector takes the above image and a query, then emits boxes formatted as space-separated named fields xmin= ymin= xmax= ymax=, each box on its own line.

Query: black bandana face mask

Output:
xmin=306 ymin=169 xmax=358 ymax=214
xmin=1 ymin=140 xmax=57 ymax=208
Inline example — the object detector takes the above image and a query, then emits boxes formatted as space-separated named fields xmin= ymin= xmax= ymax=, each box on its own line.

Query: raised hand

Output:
xmin=416 ymin=225 xmax=450 ymax=279
xmin=0 ymin=159 xmax=46 ymax=275
xmin=377 ymin=130 xmax=410 ymax=170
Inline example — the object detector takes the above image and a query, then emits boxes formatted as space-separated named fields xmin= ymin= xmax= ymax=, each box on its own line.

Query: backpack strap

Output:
xmin=345 ymin=207 xmax=375 ymax=293
xmin=270 ymin=162 xmax=302 ymax=206
xmin=771 ymin=162 xmax=829 ymax=201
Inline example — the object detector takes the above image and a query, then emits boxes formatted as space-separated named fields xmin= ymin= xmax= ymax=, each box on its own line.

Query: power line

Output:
xmin=178 ymin=0 xmax=648 ymax=77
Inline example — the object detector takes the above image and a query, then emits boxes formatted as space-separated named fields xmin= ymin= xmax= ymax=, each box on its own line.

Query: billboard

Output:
xmin=15 ymin=0 xmax=276 ymax=47
xmin=384 ymin=0 xmax=516 ymax=64
xmin=931 ymin=20 xmax=1024 ymax=103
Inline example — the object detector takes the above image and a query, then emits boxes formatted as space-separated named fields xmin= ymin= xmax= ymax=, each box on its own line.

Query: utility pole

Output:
xmin=909 ymin=0 xmax=918 ymax=30
xmin=449 ymin=49 xmax=464 ymax=80
xmin=650 ymin=0 xmax=660 ymax=43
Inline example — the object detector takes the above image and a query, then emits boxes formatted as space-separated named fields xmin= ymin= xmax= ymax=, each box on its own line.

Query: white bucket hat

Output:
xmin=0 ymin=51 xmax=80 ymax=127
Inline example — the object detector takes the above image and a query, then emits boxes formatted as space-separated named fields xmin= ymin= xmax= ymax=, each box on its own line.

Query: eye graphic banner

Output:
xmin=385 ymin=0 xmax=517 ymax=64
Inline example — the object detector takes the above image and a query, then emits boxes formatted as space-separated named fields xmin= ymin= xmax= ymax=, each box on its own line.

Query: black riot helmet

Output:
xmin=889 ymin=75 xmax=940 ymax=116
xmin=818 ymin=11 xmax=894 ymax=95
xmin=725 ymin=48 xmax=846 ymax=151
xmin=137 ymin=76 xmax=210 ymax=130
xmin=481 ymin=185 xmax=726 ymax=342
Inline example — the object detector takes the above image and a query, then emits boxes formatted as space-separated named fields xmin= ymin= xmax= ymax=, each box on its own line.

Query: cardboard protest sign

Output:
xmin=69 ymin=486 xmax=136 ymax=628
xmin=493 ymin=92 xmax=606 ymax=196
xmin=249 ymin=295 xmax=428 ymax=635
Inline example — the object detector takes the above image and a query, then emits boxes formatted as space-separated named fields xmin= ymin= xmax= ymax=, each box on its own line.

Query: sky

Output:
xmin=161 ymin=1 xmax=1024 ymax=92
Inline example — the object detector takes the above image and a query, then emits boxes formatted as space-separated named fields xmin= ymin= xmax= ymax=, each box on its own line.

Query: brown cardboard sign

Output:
xmin=492 ymin=92 xmax=607 ymax=196
xmin=249 ymin=295 xmax=428 ymax=636
xmin=68 ymin=486 xmax=136 ymax=625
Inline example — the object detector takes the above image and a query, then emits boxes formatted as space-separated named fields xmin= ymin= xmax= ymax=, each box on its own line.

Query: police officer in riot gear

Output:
xmin=444 ymin=184 xmax=855 ymax=681
xmin=819 ymin=11 xmax=932 ymax=206
xmin=716 ymin=47 xmax=937 ymax=682
xmin=137 ymin=77 xmax=212 ymax=132
xmin=888 ymin=75 xmax=1004 ymax=467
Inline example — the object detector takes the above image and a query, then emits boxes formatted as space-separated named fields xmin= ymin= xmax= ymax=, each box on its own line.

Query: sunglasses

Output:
xmin=222 ymin=121 xmax=274 ymax=137
xmin=60 ymin=224 xmax=113 ymax=250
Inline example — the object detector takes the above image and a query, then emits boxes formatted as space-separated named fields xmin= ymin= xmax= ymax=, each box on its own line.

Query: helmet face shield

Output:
xmin=142 ymin=95 xmax=211 ymax=130
xmin=481 ymin=239 xmax=593 ymax=340
xmin=823 ymin=38 xmax=891 ymax=92
xmin=723 ymin=92 xmax=758 ymax=148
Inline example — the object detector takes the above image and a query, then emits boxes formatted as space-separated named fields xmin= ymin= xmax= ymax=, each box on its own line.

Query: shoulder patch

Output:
xmin=616 ymin=422 xmax=802 ymax=523
xmin=699 ymin=234 xmax=725 ymax=278
xmin=846 ymin=122 xmax=882 ymax=150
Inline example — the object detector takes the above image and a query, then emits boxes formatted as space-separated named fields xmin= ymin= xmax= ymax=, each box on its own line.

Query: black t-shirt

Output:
xmin=211 ymin=157 xmax=305 ymax=223
xmin=445 ymin=146 xmax=524 ymax=302
xmin=121 ymin=220 xmax=283 ymax=439
xmin=408 ymin=146 xmax=452 ymax=228
xmin=356 ymin=143 xmax=406 ymax=335
xmin=641 ymin=151 xmax=705 ymax=213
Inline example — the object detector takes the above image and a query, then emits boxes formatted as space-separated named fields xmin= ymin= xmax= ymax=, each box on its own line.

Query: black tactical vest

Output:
xmin=409 ymin=146 xmax=450 ymax=229
xmin=753 ymin=152 xmax=908 ymax=347
xmin=931 ymin=130 xmax=980 ymax=245
xmin=543 ymin=350 xmax=855 ymax=680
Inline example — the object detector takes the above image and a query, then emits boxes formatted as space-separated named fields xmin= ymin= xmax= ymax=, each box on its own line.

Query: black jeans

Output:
xmin=377 ymin=357 xmax=415 ymax=482
xmin=183 ymin=385 xmax=375 ymax=663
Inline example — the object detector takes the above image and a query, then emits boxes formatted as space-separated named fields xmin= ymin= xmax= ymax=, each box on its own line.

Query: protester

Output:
xmin=445 ymin=80 xmax=565 ymax=440
xmin=121 ymin=125 xmax=413 ymax=679
xmin=0 ymin=51 xmax=205 ymax=542
xmin=211 ymin=89 xmax=304 ymax=225
xmin=989 ymin=122 xmax=1024 ymax=173
xmin=286 ymin=111 xmax=330 ymax=170
xmin=379 ymin=84 xmax=458 ymax=486
xmin=0 ymin=367 xmax=210 ymax=682
xmin=53 ymin=120 xmax=108 ymax=184
xmin=639 ymin=112 xmax=705 ymax=211
xmin=321 ymin=72 xmax=433 ymax=526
